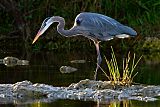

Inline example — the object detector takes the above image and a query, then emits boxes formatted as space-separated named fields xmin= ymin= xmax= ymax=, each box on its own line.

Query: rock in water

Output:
xmin=0 ymin=79 xmax=159 ymax=104
xmin=3 ymin=57 xmax=19 ymax=67
xmin=2 ymin=57 xmax=29 ymax=67
xmin=60 ymin=66 xmax=78 ymax=73
xmin=70 ymin=60 xmax=86 ymax=63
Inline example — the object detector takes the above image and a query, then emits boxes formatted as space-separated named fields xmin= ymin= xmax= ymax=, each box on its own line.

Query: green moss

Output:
xmin=142 ymin=37 xmax=160 ymax=52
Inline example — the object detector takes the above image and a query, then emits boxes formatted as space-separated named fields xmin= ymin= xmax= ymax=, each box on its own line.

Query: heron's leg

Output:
xmin=94 ymin=41 xmax=102 ymax=80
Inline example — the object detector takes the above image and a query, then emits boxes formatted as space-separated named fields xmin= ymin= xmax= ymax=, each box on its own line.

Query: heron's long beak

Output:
xmin=32 ymin=31 xmax=41 ymax=44
xmin=32 ymin=17 xmax=53 ymax=44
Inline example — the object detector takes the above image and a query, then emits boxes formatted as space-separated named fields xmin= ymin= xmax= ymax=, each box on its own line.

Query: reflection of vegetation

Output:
xmin=107 ymin=100 xmax=132 ymax=107
xmin=134 ymin=52 xmax=160 ymax=85
xmin=143 ymin=52 xmax=160 ymax=65
xmin=30 ymin=101 xmax=44 ymax=107
xmin=101 ymin=47 xmax=142 ymax=86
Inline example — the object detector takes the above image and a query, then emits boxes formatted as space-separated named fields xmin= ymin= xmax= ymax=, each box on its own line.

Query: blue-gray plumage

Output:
xmin=32 ymin=12 xmax=137 ymax=80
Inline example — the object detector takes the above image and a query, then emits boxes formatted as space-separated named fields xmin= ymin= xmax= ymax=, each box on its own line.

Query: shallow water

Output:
xmin=0 ymin=48 xmax=160 ymax=106
xmin=1 ymin=99 xmax=160 ymax=107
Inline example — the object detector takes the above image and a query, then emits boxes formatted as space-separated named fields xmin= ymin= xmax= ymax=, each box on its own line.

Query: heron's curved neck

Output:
xmin=51 ymin=16 xmax=78 ymax=36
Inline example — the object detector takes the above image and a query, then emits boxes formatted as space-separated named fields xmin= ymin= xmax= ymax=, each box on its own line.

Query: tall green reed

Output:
xmin=100 ymin=47 xmax=142 ymax=86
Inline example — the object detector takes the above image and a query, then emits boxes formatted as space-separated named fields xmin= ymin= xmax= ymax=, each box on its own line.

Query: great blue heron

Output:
xmin=32 ymin=12 xmax=137 ymax=80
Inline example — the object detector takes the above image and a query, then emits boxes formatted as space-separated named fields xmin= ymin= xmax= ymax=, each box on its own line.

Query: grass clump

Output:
xmin=101 ymin=47 xmax=142 ymax=86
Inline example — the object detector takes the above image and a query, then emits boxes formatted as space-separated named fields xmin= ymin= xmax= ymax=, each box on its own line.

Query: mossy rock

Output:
xmin=142 ymin=37 xmax=160 ymax=52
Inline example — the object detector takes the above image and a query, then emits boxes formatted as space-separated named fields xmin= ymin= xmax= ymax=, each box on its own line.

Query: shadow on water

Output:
xmin=0 ymin=40 xmax=160 ymax=106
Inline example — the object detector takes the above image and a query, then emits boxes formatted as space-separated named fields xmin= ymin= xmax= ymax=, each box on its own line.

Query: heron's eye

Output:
xmin=76 ymin=19 xmax=81 ymax=25
xmin=41 ymin=17 xmax=51 ymax=28
xmin=44 ymin=17 xmax=51 ymax=23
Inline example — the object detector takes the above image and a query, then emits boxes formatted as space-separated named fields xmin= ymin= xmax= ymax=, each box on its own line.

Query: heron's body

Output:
xmin=74 ymin=12 xmax=136 ymax=41
xmin=32 ymin=12 xmax=137 ymax=80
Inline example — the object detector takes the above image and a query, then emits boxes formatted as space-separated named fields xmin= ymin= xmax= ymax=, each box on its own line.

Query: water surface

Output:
xmin=0 ymin=47 xmax=160 ymax=106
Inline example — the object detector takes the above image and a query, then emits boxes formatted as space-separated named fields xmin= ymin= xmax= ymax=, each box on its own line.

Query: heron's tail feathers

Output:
xmin=119 ymin=25 xmax=137 ymax=36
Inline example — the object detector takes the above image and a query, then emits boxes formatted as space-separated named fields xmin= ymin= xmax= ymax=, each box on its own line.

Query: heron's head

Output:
xmin=32 ymin=17 xmax=53 ymax=44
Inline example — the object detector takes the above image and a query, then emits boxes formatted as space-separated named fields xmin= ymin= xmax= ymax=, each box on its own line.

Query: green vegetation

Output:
xmin=0 ymin=0 xmax=160 ymax=51
xmin=100 ymin=47 xmax=142 ymax=86
xmin=142 ymin=37 xmax=160 ymax=52
xmin=1 ymin=0 xmax=160 ymax=36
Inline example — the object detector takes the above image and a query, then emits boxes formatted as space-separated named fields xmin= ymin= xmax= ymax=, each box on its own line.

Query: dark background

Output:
xmin=0 ymin=0 xmax=159 ymax=52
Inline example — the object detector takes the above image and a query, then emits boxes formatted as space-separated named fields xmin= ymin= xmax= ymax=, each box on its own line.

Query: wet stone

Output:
xmin=1 ymin=57 xmax=29 ymax=67
xmin=70 ymin=60 xmax=86 ymax=63
xmin=60 ymin=66 xmax=78 ymax=73
xmin=12 ymin=81 xmax=48 ymax=98
xmin=0 ymin=79 xmax=160 ymax=104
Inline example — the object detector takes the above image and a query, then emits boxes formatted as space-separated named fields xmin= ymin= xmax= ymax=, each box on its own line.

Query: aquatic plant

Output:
xmin=101 ymin=47 xmax=142 ymax=86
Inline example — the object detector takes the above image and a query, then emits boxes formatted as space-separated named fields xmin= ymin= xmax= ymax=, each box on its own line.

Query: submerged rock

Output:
xmin=0 ymin=79 xmax=160 ymax=104
xmin=70 ymin=60 xmax=86 ymax=63
xmin=3 ymin=57 xmax=19 ymax=67
xmin=60 ymin=66 xmax=78 ymax=73
xmin=1 ymin=57 xmax=29 ymax=67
